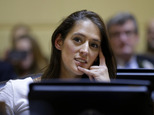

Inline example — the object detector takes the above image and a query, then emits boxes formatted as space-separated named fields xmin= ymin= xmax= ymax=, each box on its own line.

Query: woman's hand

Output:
xmin=78 ymin=50 xmax=110 ymax=82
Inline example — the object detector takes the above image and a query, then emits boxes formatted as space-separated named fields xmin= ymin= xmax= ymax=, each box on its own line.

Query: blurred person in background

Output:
xmin=107 ymin=12 xmax=154 ymax=68
xmin=135 ymin=19 xmax=154 ymax=65
xmin=11 ymin=23 xmax=31 ymax=47
xmin=0 ymin=24 xmax=30 ymax=81
xmin=3 ymin=23 xmax=31 ymax=61
xmin=146 ymin=19 xmax=154 ymax=57
xmin=7 ymin=35 xmax=48 ymax=77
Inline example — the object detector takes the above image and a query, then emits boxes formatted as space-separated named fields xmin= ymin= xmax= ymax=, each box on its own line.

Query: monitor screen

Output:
xmin=117 ymin=68 xmax=154 ymax=73
xmin=28 ymin=79 xmax=153 ymax=115
xmin=116 ymin=69 xmax=154 ymax=89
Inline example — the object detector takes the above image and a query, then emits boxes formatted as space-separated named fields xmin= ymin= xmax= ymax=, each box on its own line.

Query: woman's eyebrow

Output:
xmin=74 ymin=33 xmax=101 ymax=42
xmin=92 ymin=39 xmax=101 ymax=43
xmin=73 ymin=33 xmax=86 ymax=37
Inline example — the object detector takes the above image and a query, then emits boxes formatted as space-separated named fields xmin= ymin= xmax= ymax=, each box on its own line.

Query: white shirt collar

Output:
xmin=117 ymin=56 xmax=139 ymax=69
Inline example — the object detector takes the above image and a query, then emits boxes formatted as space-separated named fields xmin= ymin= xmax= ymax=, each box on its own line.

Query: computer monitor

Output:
xmin=116 ymin=68 xmax=154 ymax=89
xmin=117 ymin=68 xmax=154 ymax=73
xmin=28 ymin=79 xmax=153 ymax=115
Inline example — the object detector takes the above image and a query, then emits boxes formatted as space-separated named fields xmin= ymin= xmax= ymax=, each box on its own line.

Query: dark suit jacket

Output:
xmin=137 ymin=55 xmax=154 ymax=68
xmin=0 ymin=61 xmax=17 ymax=81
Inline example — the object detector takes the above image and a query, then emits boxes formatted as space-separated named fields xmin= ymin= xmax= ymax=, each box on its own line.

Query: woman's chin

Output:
xmin=74 ymin=69 xmax=84 ymax=76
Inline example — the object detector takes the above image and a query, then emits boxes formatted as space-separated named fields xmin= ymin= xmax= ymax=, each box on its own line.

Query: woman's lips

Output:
xmin=74 ymin=58 xmax=87 ymax=66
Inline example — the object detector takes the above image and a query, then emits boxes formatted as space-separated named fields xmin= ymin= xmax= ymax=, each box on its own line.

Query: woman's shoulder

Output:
xmin=8 ymin=77 xmax=33 ymax=87
xmin=9 ymin=77 xmax=33 ymax=91
xmin=11 ymin=77 xmax=33 ymax=84
xmin=11 ymin=77 xmax=33 ymax=98
xmin=1 ymin=77 xmax=33 ymax=97
xmin=0 ymin=77 xmax=34 ymax=114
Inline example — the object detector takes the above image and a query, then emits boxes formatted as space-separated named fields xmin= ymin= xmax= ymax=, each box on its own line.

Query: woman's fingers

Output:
xmin=78 ymin=66 xmax=94 ymax=77
xmin=78 ymin=49 xmax=109 ymax=82
xmin=78 ymin=66 xmax=95 ymax=81
xmin=78 ymin=66 xmax=110 ymax=82
xmin=88 ymin=75 xmax=93 ymax=81
xmin=99 ymin=49 xmax=106 ymax=66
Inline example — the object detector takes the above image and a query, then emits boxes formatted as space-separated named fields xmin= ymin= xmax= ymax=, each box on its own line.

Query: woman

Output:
xmin=42 ymin=10 xmax=116 ymax=80
xmin=3 ymin=24 xmax=31 ymax=61
xmin=0 ymin=10 xmax=116 ymax=115
xmin=12 ymin=35 xmax=48 ymax=77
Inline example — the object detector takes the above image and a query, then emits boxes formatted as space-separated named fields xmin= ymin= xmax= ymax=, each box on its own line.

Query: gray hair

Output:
xmin=107 ymin=12 xmax=138 ymax=34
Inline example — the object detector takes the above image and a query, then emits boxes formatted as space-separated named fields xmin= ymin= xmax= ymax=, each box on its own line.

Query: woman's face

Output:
xmin=13 ymin=27 xmax=29 ymax=40
xmin=59 ymin=19 xmax=101 ymax=78
xmin=15 ymin=38 xmax=34 ymax=70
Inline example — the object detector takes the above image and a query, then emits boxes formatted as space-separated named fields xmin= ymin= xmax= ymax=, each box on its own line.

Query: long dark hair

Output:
xmin=42 ymin=10 xmax=116 ymax=79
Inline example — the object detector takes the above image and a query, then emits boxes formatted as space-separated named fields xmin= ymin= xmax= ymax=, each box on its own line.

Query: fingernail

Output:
xmin=78 ymin=66 xmax=83 ymax=70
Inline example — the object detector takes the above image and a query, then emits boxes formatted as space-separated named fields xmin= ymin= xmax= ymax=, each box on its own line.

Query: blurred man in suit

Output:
xmin=107 ymin=12 xmax=154 ymax=68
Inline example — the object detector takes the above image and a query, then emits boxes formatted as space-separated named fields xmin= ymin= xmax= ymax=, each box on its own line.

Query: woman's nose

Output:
xmin=80 ymin=42 xmax=89 ymax=57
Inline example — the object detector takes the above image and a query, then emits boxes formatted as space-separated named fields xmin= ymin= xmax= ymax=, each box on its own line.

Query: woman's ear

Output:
xmin=55 ymin=34 xmax=63 ymax=50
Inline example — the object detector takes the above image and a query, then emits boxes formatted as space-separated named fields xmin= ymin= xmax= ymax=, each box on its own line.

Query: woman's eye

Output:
xmin=91 ymin=43 xmax=99 ymax=48
xmin=73 ymin=37 xmax=82 ymax=43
